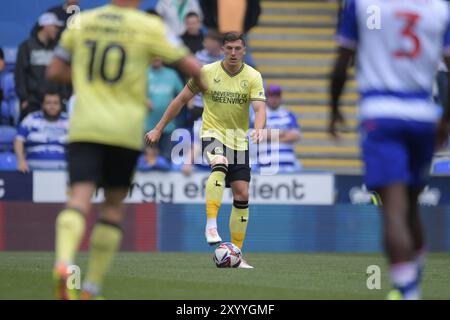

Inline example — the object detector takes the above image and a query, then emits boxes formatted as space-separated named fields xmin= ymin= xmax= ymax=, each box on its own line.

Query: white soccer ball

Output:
xmin=213 ymin=242 xmax=242 ymax=268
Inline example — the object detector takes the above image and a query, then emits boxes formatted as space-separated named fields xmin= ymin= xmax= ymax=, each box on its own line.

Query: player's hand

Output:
xmin=145 ymin=128 xmax=162 ymax=146
xmin=251 ymin=129 xmax=264 ymax=144
xmin=328 ymin=109 xmax=346 ymax=139
xmin=17 ymin=159 xmax=29 ymax=173
xmin=436 ymin=118 xmax=450 ymax=150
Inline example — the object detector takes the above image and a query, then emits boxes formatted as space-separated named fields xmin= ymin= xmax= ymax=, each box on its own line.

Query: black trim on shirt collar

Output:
xmin=221 ymin=61 xmax=245 ymax=77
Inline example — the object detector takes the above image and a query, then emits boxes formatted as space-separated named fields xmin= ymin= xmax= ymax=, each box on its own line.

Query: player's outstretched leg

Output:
xmin=379 ymin=184 xmax=420 ymax=300
xmin=205 ymin=160 xmax=227 ymax=245
xmin=80 ymin=188 xmax=126 ymax=300
xmin=54 ymin=182 xmax=95 ymax=300
xmin=229 ymin=181 xmax=252 ymax=269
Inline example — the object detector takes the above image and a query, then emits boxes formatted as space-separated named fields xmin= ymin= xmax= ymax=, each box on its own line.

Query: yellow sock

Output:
xmin=55 ymin=208 xmax=86 ymax=265
xmin=205 ymin=164 xmax=227 ymax=221
xmin=229 ymin=201 xmax=249 ymax=249
xmin=84 ymin=221 xmax=122 ymax=287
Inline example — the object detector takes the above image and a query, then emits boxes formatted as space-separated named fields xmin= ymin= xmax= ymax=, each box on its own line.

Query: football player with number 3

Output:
xmin=330 ymin=0 xmax=450 ymax=299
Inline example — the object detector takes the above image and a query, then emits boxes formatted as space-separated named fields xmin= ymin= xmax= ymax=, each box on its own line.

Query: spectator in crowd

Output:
xmin=146 ymin=57 xmax=184 ymax=161
xmin=156 ymin=0 xmax=203 ymax=36
xmin=200 ymin=0 xmax=260 ymax=67
xmin=14 ymin=91 xmax=69 ymax=172
xmin=187 ymin=29 xmax=223 ymax=126
xmin=137 ymin=145 xmax=172 ymax=171
xmin=15 ymin=13 xmax=71 ymax=121
xmin=253 ymin=84 xmax=302 ymax=172
xmin=181 ymin=12 xmax=204 ymax=54
xmin=47 ymin=0 xmax=80 ymax=28
xmin=29 ymin=1 xmax=81 ymax=55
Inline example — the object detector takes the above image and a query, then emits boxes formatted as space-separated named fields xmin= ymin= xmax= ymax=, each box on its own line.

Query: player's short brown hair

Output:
xmin=222 ymin=32 xmax=246 ymax=47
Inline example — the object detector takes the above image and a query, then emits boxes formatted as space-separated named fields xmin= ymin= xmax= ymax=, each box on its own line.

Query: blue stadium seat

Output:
xmin=432 ymin=158 xmax=450 ymax=174
xmin=0 ymin=151 xmax=17 ymax=171
xmin=3 ymin=47 xmax=17 ymax=73
xmin=0 ymin=71 xmax=20 ymax=126
xmin=0 ymin=125 xmax=16 ymax=152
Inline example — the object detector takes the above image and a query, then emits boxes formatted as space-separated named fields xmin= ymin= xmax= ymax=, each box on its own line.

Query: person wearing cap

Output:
xmin=15 ymin=12 xmax=70 ymax=121
xmin=47 ymin=0 xmax=80 ymax=27
xmin=252 ymin=84 xmax=302 ymax=172
xmin=46 ymin=0 xmax=81 ymax=40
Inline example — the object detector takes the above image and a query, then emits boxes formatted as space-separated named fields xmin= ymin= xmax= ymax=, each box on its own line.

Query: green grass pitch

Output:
xmin=0 ymin=252 xmax=449 ymax=299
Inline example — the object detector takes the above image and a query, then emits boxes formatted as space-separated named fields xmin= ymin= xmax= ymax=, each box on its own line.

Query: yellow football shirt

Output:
xmin=57 ymin=4 xmax=189 ymax=150
xmin=187 ymin=61 xmax=266 ymax=151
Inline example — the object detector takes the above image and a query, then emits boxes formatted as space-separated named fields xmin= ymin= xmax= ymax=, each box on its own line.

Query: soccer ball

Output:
xmin=213 ymin=242 xmax=242 ymax=268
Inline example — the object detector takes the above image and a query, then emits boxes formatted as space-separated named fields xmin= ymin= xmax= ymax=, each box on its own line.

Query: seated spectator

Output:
xmin=181 ymin=12 xmax=204 ymax=54
xmin=146 ymin=57 xmax=184 ymax=161
xmin=156 ymin=0 xmax=203 ymax=36
xmin=252 ymin=85 xmax=302 ymax=173
xmin=137 ymin=145 xmax=172 ymax=171
xmin=14 ymin=91 xmax=69 ymax=172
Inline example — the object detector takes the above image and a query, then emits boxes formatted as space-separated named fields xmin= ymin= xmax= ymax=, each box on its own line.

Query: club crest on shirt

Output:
xmin=214 ymin=146 xmax=224 ymax=155
xmin=240 ymin=80 xmax=249 ymax=88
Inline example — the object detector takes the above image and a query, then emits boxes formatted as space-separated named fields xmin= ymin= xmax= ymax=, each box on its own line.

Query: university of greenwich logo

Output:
xmin=211 ymin=91 xmax=249 ymax=104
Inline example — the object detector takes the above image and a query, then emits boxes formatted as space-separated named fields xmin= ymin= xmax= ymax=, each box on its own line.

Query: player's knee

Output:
xmin=66 ymin=200 xmax=91 ymax=216
xmin=233 ymin=190 xmax=249 ymax=202
xmin=100 ymin=204 xmax=125 ymax=225
xmin=210 ymin=157 xmax=228 ymax=176
xmin=210 ymin=155 xmax=228 ymax=167
xmin=104 ymin=188 xmax=128 ymax=206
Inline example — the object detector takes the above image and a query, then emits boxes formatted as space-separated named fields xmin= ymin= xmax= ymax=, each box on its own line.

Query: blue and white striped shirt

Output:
xmin=16 ymin=111 xmax=69 ymax=169
xmin=253 ymin=106 xmax=302 ymax=172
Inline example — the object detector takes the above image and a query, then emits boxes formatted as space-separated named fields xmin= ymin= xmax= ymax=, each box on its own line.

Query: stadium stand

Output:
xmin=0 ymin=62 xmax=19 ymax=171
xmin=248 ymin=0 xmax=361 ymax=173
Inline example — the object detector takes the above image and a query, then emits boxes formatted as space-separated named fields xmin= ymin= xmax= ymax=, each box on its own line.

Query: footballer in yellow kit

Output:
xmin=47 ymin=0 xmax=203 ymax=299
xmin=146 ymin=32 xmax=266 ymax=268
